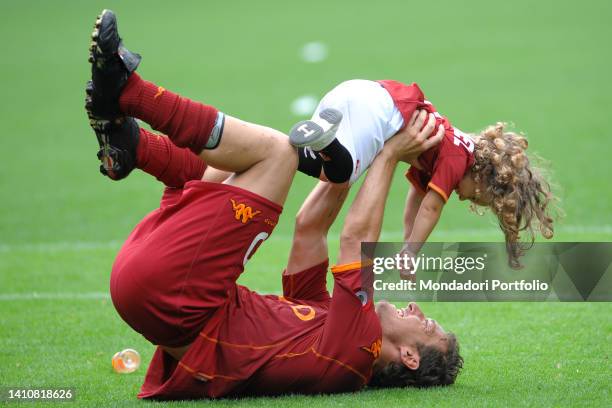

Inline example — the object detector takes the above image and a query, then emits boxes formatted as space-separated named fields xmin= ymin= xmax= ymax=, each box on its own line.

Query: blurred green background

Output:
xmin=0 ymin=1 xmax=610 ymax=407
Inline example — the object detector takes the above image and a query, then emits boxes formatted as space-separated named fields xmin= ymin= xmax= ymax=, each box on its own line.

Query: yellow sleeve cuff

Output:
xmin=427 ymin=182 xmax=449 ymax=202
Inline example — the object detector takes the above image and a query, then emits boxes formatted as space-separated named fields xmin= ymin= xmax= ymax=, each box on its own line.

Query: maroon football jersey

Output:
xmin=378 ymin=80 xmax=475 ymax=201
xmin=138 ymin=262 xmax=382 ymax=399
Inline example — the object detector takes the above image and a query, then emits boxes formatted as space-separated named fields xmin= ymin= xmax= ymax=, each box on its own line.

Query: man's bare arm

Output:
xmin=337 ymin=149 xmax=399 ymax=264
xmin=286 ymin=181 xmax=350 ymax=275
xmin=337 ymin=111 xmax=445 ymax=264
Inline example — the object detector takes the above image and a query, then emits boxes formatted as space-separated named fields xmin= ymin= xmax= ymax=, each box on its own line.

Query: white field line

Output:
xmin=0 ymin=290 xmax=283 ymax=301
xmin=0 ymin=225 xmax=610 ymax=253
xmin=0 ymin=225 xmax=609 ymax=302
xmin=0 ymin=240 xmax=123 ymax=253
xmin=0 ymin=292 xmax=110 ymax=301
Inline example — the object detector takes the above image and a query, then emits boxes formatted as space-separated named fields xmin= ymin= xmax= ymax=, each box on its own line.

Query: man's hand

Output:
xmin=383 ymin=110 xmax=445 ymax=163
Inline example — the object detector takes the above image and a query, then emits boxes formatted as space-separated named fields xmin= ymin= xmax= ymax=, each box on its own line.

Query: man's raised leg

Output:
xmin=87 ymin=9 xmax=297 ymax=204
xmin=118 ymin=74 xmax=298 ymax=195
xmin=136 ymin=127 xmax=207 ymax=188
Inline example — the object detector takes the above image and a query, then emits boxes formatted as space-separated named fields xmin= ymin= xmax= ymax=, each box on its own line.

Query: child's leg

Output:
xmin=291 ymin=80 xmax=401 ymax=185
xmin=296 ymin=143 xmax=354 ymax=183
xmin=289 ymin=89 xmax=356 ymax=184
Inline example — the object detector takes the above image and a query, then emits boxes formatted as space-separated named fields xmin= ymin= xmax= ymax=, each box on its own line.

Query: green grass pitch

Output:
xmin=0 ymin=0 xmax=610 ymax=407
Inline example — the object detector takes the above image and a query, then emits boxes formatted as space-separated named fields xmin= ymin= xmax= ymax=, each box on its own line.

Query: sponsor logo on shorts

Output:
xmin=264 ymin=218 xmax=277 ymax=227
xmin=361 ymin=339 xmax=382 ymax=358
xmin=230 ymin=199 xmax=261 ymax=224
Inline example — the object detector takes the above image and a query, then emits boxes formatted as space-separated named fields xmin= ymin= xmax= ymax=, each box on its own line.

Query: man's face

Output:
xmin=376 ymin=301 xmax=448 ymax=351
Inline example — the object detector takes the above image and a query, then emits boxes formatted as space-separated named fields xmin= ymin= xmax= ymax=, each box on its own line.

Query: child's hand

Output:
xmin=398 ymin=246 xmax=417 ymax=282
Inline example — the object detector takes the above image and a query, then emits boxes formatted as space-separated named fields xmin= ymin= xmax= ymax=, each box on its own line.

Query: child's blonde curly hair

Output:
xmin=470 ymin=123 xmax=557 ymax=268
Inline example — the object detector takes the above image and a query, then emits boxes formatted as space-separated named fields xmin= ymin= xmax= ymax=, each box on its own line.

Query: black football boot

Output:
xmin=85 ymin=83 xmax=140 ymax=181
xmin=87 ymin=8 xmax=141 ymax=121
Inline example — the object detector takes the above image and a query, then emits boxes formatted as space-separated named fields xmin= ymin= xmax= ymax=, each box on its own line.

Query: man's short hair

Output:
xmin=369 ymin=333 xmax=463 ymax=388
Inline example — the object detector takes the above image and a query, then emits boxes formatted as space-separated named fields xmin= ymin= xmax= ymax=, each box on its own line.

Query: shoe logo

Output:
xmin=154 ymin=86 xmax=166 ymax=99
xmin=361 ymin=339 xmax=382 ymax=358
xmin=296 ymin=123 xmax=316 ymax=139
xmin=303 ymin=147 xmax=317 ymax=159
xmin=230 ymin=199 xmax=261 ymax=224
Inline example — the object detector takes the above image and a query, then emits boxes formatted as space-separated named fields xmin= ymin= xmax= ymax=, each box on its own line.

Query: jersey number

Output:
xmin=279 ymin=296 xmax=316 ymax=321
xmin=246 ymin=233 xmax=317 ymax=322
xmin=243 ymin=232 xmax=269 ymax=266
xmin=453 ymin=129 xmax=475 ymax=153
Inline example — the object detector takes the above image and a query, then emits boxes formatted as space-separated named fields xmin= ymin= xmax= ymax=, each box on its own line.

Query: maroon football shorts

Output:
xmin=110 ymin=181 xmax=282 ymax=347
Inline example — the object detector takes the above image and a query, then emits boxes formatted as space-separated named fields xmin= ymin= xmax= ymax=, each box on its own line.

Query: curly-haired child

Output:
xmin=288 ymin=79 xmax=556 ymax=270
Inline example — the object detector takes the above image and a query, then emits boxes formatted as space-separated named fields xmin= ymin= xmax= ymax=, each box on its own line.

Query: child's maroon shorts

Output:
xmin=110 ymin=181 xmax=282 ymax=347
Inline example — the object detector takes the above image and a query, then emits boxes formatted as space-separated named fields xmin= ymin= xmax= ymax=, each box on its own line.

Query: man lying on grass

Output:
xmin=85 ymin=9 xmax=463 ymax=399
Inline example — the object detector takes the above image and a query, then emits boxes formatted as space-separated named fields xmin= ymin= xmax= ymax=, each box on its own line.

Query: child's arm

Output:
xmin=405 ymin=189 xmax=446 ymax=255
xmin=403 ymin=187 xmax=424 ymax=241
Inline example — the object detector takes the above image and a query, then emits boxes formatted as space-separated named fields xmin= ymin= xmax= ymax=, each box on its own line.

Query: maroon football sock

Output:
xmin=136 ymin=128 xmax=206 ymax=188
xmin=120 ymin=73 xmax=219 ymax=155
